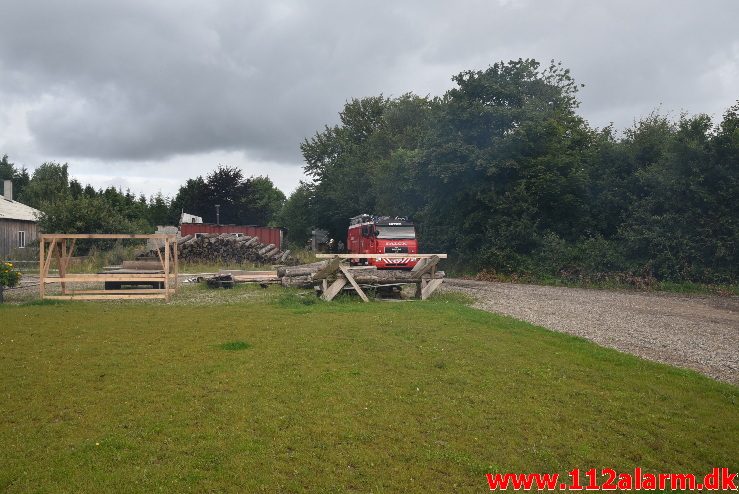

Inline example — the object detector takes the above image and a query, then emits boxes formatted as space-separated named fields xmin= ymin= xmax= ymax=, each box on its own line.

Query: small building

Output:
xmin=180 ymin=212 xmax=203 ymax=224
xmin=0 ymin=180 xmax=41 ymax=259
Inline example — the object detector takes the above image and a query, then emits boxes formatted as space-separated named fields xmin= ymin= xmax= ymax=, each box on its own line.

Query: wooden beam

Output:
xmin=65 ymin=289 xmax=173 ymax=295
xmin=312 ymin=257 xmax=342 ymax=280
xmin=39 ymin=237 xmax=45 ymax=300
xmin=421 ymin=279 xmax=444 ymax=300
xmin=410 ymin=255 xmax=440 ymax=278
xmin=154 ymin=241 xmax=165 ymax=270
xmin=44 ymin=294 xmax=167 ymax=301
xmin=40 ymin=234 xmax=176 ymax=240
xmin=339 ymin=265 xmax=369 ymax=302
xmin=173 ymin=238 xmax=179 ymax=290
xmin=44 ymin=275 xmax=167 ymax=282
xmin=164 ymin=239 xmax=170 ymax=302
xmin=321 ymin=278 xmax=347 ymax=301
xmin=315 ymin=253 xmax=447 ymax=259
xmin=58 ymin=239 xmax=69 ymax=294
xmin=43 ymin=239 xmax=56 ymax=283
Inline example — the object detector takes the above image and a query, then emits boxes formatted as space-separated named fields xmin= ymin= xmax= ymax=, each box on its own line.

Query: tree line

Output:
xmin=279 ymin=59 xmax=738 ymax=284
xmin=2 ymin=58 xmax=737 ymax=283
xmin=0 ymin=159 xmax=285 ymax=236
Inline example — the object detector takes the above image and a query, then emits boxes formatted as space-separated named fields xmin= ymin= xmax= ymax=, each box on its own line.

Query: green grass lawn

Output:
xmin=0 ymin=286 xmax=737 ymax=493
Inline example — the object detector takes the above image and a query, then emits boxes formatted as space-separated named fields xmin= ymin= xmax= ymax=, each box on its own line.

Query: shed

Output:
xmin=0 ymin=180 xmax=41 ymax=259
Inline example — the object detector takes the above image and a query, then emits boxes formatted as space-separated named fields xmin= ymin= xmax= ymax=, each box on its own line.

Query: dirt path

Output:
xmin=445 ymin=279 xmax=739 ymax=385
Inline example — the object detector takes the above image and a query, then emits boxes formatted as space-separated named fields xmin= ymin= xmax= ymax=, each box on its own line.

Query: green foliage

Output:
xmin=1 ymin=158 xmax=286 ymax=248
xmin=170 ymin=165 xmax=285 ymax=225
xmin=289 ymin=59 xmax=738 ymax=284
xmin=273 ymin=182 xmax=314 ymax=245
xmin=0 ymin=261 xmax=21 ymax=288
xmin=37 ymin=194 xmax=150 ymax=235
xmin=19 ymin=162 xmax=71 ymax=208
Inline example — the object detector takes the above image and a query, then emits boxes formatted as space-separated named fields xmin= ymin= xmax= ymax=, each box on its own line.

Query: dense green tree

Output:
xmin=292 ymin=62 xmax=738 ymax=283
xmin=170 ymin=165 xmax=285 ymax=226
xmin=245 ymin=176 xmax=285 ymax=226
xmin=19 ymin=162 xmax=70 ymax=208
xmin=37 ymin=194 xmax=150 ymax=241
xmin=274 ymin=182 xmax=314 ymax=245
xmin=147 ymin=193 xmax=172 ymax=227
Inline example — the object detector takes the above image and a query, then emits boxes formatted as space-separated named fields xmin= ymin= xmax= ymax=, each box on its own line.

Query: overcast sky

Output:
xmin=1 ymin=0 xmax=737 ymax=197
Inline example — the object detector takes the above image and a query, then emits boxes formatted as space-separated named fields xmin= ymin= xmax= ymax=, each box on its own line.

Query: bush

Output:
xmin=1 ymin=261 xmax=21 ymax=288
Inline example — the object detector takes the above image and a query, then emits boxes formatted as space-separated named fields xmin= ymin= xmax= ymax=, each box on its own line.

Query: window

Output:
xmin=375 ymin=226 xmax=415 ymax=239
xmin=18 ymin=230 xmax=26 ymax=248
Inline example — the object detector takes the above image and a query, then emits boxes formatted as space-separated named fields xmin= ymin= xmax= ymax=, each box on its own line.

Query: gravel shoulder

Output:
xmin=445 ymin=279 xmax=739 ymax=385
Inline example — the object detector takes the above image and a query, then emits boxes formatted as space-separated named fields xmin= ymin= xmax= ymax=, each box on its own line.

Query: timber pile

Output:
xmin=278 ymin=261 xmax=445 ymax=288
xmin=139 ymin=233 xmax=299 ymax=266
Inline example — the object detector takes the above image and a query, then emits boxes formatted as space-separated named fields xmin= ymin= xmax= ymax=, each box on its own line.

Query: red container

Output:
xmin=180 ymin=223 xmax=284 ymax=249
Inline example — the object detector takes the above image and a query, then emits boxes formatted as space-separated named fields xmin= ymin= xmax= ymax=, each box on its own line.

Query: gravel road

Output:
xmin=445 ymin=279 xmax=739 ymax=385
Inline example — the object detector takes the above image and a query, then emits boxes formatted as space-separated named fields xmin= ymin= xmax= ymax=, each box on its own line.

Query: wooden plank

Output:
xmin=315 ymin=253 xmax=447 ymax=259
xmin=220 ymin=270 xmax=278 ymax=277
xmin=58 ymin=240 xmax=67 ymax=294
xmin=43 ymin=239 xmax=56 ymax=281
xmin=40 ymin=234 xmax=176 ymax=240
xmin=39 ymin=237 xmax=45 ymax=299
xmin=339 ymin=265 xmax=369 ymax=302
xmin=233 ymin=275 xmax=280 ymax=282
xmin=49 ymin=273 xmax=167 ymax=279
xmin=173 ymin=238 xmax=179 ymax=290
xmin=164 ymin=239 xmax=170 ymax=302
xmin=421 ymin=279 xmax=444 ymax=300
xmin=66 ymin=289 xmax=172 ymax=295
xmin=410 ymin=258 xmax=429 ymax=273
xmin=154 ymin=241 xmax=165 ymax=269
xmin=44 ymin=275 xmax=166 ymax=283
xmin=321 ymin=278 xmax=347 ymax=301
xmin=312 ymin=257 xmax=342 ymax=280
xmin=44 ymin=294 xmax=167 ymax=301
xmin=410 ymin=255 xmax=440 ymax=277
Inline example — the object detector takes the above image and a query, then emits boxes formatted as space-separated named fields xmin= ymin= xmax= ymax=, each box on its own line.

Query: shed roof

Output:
xmin=0 ymin=197 xmax=41 ymax=222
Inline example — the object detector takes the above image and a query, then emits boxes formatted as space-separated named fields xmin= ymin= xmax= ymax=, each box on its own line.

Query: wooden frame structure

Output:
xmin=314 ymin=254 xmax=446 ymax=302
xmin=39 ymin=234 xmax=179 ymax=302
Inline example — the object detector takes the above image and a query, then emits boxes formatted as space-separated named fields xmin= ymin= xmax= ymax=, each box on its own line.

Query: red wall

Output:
xmin=180 ymin=223 xmax=284 ymax=249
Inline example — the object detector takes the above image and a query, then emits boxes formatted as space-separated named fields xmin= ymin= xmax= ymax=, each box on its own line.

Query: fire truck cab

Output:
xmin=347 ymin=214 xmax=419 ymax=269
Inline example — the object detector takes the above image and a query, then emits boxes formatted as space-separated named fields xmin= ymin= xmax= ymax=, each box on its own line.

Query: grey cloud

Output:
xmin=0 ymin=0 xmax=737 ymax=176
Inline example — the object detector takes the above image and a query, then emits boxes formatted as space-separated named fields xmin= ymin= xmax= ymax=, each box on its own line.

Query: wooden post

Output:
xmin=172 ymin=237 xmax=179 ymax=290
xmin=164 ymin=239 xmax=170 ymax=302
xmin=40 ymin=238 xmax=57 ymax=300
xmin=39 ymin=237 xmax=45 ymax=300
xmin=65 ymin=239 xmax=76 ymax=272
xmin=421 ymin=279 xmax=444 ymax=300
xmin=339 ymin=265 xmax=369 ymax=302
xmin=154 ymin=240 xmax=165 ymax=269
xmin=321 ymin=278 xmax=347 ymax=301
xmin=57 ymin=239 xmax=67 ymax=295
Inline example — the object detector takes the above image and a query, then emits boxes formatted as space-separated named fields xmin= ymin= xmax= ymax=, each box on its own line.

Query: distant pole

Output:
xmin=215 ymin=204 xmax=221 ymax=225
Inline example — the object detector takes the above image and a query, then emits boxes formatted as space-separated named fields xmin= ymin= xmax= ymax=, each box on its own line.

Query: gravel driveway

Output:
xmin=446 ymin=279 xmax=739 ymax=385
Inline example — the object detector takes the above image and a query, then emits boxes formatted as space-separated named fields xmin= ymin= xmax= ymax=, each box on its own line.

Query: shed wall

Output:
xmin=180 ymin=223 xmax=283 ymax=249
xmin=0 ymin=219 xmax=39 ymax=259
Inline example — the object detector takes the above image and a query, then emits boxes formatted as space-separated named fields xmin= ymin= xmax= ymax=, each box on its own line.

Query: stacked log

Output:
xmin=279 ymin=262 xmax=444 ymax=288
xmin=140 ymin=234 xmax=299 ymax=266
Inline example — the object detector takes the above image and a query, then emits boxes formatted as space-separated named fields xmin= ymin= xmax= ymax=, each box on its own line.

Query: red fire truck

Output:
xmin=347 ymin=214 xmax=419 ymax=269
